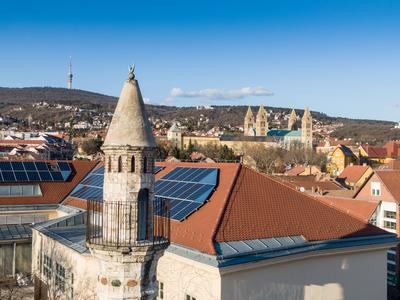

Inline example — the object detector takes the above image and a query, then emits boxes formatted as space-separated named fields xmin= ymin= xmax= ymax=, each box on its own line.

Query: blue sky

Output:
xmin=1 ymin=0 xmax=399 ymax=121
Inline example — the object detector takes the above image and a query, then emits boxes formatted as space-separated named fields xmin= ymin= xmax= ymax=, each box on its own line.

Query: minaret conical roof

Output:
xmin=103 ymin=70 xmax=156 ymax=148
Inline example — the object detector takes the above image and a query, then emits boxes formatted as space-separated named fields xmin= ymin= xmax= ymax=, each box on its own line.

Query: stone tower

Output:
xmin=301 ymin=107 xmax=313 ymax=148
xmin=255 ymin=105 xmax=268 ymax=136
xmin=288 ymin=109 xmax=297 ymax=130
xmin=167 ymin=122 xmax=182 ymax=149
xmin=87 ymin=67 xmax=169 ymax=300
xmin=244 ymin=106 xmax=255 ymax=136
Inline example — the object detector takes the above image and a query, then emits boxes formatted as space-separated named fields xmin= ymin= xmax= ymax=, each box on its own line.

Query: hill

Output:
xmin=0 ymin=87 xmax=397 ymax=144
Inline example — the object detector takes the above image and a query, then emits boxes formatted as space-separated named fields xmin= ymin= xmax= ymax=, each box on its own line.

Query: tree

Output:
xmin=245 ymin=145 xmax=285 ymax=174
xmin=81 ymin=137 xmax=102 ymax=155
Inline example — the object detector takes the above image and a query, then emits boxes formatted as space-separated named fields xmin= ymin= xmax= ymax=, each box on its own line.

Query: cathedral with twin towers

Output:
xmin=244 ymin=105 xmax=313 ymax=149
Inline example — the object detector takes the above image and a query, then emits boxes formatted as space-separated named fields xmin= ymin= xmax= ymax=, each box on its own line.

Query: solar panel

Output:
xmin=69 ymin=166 xmax=104 ymax=202
xmin=68 ymin=165 xmax=218 ymax=221
xmin=156 ymin=167 xmax=218 ymax=221
xmin=0 ymin=161 xmax=73 ymax=182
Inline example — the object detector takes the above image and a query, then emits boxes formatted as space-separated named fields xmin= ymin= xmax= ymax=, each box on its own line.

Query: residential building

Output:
xmin=327 ymin=144 xmax=358 ymax=176
xmin=336 ymin=164 xmax=373 ymax=190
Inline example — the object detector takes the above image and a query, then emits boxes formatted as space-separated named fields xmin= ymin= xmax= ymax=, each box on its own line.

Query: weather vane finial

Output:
xmin=128 ymin=64 xmax=135 ymax=80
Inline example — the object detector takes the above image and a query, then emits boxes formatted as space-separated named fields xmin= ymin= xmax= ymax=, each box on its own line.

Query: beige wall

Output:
xmin=220 ymin=249 xmax=388 ymax=300
xmin=157 ymin=251 xmax=221 ymax=300
xmin=158 ymin=247 xmax=388 ymax=300
xmin=32 ymin=230 xmax=98 ymax=300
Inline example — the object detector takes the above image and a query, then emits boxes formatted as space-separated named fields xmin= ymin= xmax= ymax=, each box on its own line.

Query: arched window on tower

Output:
xmin=137 ymin=188 xmax=149 ymax=240
xmin=143 ymin=156 xmax=147 ymax=173
xmin=118 ymin=156 xmax=122 ymax=172
xmin=108 ymin=156 xmax=112 ymax=173
xmin=131 ymin=155 xmax=135 ymax=173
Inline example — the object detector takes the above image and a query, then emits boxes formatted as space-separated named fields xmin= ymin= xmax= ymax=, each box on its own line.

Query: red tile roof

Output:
xmin=337 ymin=165 xmax=370 ymax=184
xmin=375 ymin=170 xmax=400 ymax=202
xmin=214 ymin=167 xmax=385 ymax=247
xmin=286 ymin=166 xmax=306 ymax=176
xmin=361 ymin=145 xmax=387 ymax=158
xmin=64 ymin=161 xmax=388 ymax=255
xmin=275 ymin=175 xmax=343 ymax=191
xmin=316 ymin=196 xmax=379 ymax=222
xmin=0 ymin=160 xmax=97 ymax=206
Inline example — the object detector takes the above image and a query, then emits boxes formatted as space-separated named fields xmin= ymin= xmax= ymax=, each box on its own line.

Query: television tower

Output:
xmin=67 ymin=57 xmax=73 ymax=89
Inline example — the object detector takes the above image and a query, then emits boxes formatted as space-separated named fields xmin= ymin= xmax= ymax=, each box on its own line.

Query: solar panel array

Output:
xmin=69 ymin=166 xmax=104 ymax=202
xmin=155 ymin=167 xmax=218 ymax=221
xmin=69 ymin=165 xmax=166 ymax=202
xmin=69 ymin=165 xmax=219 ymax=221
xmin=0 ymin=161 xmax=72 ymax=182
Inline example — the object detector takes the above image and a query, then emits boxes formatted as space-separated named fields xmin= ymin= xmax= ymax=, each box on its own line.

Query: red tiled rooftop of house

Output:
xmin=213 ymin=167 xmax=385 ymax=247
xmin=316 ymin=196 xmax=379 ymax=222
xmin=64 ymin=161 xmax=388 ymax=255
xmin=374 ymin=170 xmax=400 ymax=202
xmin=286 ymin=166 xmax=306 ymax=176
xmin=361 ymin=145 xmax=387 ymax=158
xmin=274 ymin=175 xmax=343 ymax=191
xmin=337 ymin=165 xmax=371 ymax=184
xmin=0 ymin=160 xmax=97 ymax=206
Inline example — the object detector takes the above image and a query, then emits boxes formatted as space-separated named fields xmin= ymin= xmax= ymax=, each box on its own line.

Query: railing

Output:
xmin=86 ymin=198 xmax=170 ymax=248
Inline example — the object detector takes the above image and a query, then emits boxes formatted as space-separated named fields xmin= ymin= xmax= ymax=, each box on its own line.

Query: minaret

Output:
xmin=255 ymin=105 xmax=268 ymax=136
xmin=244 ymin=106 xmax=255 ymax=136
xmin=301 ymin=107 xmax=313 ymax=148
xmin=67 ymin=57 xmax=73 ymax=89
xmin=87 ymin=66 xmax=169 ymax=300
xmin=288 ymin=109 xmax=297 ymax=130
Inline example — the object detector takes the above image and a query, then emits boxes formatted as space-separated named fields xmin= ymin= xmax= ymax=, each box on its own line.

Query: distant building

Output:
xmin=167 ymin=123 xmax=182 ymax=149
xmin=328 ymin=144 xmax=358 ymax=175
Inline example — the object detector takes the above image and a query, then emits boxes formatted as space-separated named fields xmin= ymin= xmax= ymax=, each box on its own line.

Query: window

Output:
xmin=55 ymin=263 xmax=66 ymax=292
xmin=131 ymin=156 xmax=135 ymax=173
xmin=384 ymin=220 xmax=396 ymax=230
xmin=384 ymin=211 xmax=397 ymax=219
xmin=158 ymin=281 xmax=164 ymax=299
xmin=186 ymin=295 xmax=196 ymax=300
xmin=0 ymin=185 xmax=42 ymax=197
xmin=143 ymin=157 xmax=147 ymax=173
xmin=118 ymin=156 xmax=123 ymax=172
xmin=371 ymin=182 xmax=381 ymax=196
xmin=108 ymin=156 xmax=112 ymax=172
xmin=43 ymin=254 xmax=52 ymax=280
xmin=137 ymin=189 xmax=149 ymax=240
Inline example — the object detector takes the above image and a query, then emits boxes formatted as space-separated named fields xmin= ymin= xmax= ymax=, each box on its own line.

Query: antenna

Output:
xmin=67 ymin=56 xmax=73 ymax=89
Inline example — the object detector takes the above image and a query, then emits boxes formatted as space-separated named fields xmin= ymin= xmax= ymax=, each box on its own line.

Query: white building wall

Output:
xmin=378 ymin=201 xmax=397 ymax=233
xmin=32 ymin=230 xmax=99 ymax=300
xmin=157 ymin=251 xmax=221 ymax=300
xmin=220 ymin=249 xmax=388 ymax=300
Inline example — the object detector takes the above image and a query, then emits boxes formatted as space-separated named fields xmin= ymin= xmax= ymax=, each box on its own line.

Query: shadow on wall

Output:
xmin=221 ymin=227 xmax=388 ymax=300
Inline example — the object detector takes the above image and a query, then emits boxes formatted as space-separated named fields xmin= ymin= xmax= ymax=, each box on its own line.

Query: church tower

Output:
xmin=244 ymin=106 xmax=255 ymax=136
xmin=301 ymin=107 xmax=313 ymax=148
xmin=288 ymin=109 xmax=297 ymax=130
xmin=87 ymin=66 xmax=169 ymax=300
xmin=255 ymin=105 xmax=268 ymax=136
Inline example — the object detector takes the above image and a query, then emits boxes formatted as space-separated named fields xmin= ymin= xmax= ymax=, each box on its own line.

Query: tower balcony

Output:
xmin=86 ymin=198 xmax=170 ymax=250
